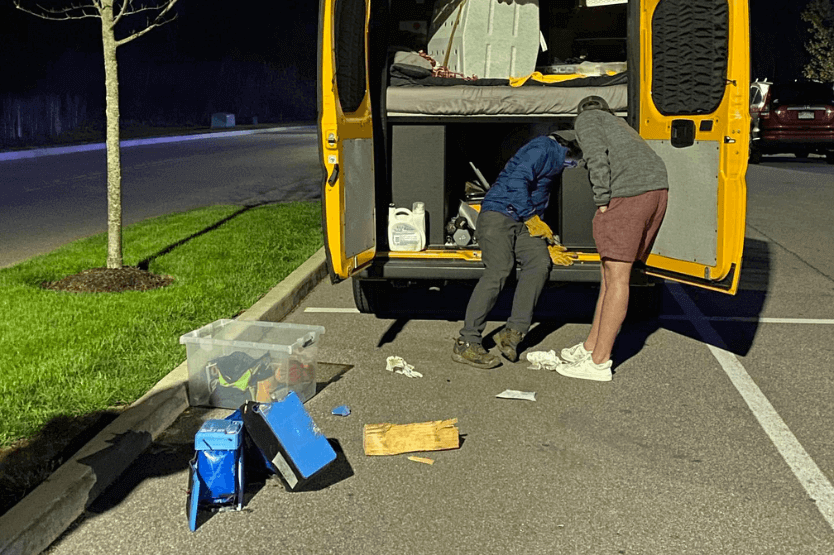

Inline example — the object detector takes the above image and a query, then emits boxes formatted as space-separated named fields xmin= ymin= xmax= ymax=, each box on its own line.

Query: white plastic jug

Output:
xmin=388 ymin=202 xmax=426 ymax=252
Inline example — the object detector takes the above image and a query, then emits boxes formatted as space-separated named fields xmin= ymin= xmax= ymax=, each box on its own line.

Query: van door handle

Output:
xmin=671 ymin=120 xmax=696 ymax=148
xmin=327 ymin=164 xmax=340 ymax=186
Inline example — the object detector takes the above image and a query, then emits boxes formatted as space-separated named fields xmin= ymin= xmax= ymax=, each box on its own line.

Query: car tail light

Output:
xmin=760 ymin=91 xmax=771 ymax=119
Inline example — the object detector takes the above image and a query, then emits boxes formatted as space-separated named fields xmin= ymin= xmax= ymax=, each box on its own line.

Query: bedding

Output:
xmin=387 ymin=51 xmax=629 ymax=117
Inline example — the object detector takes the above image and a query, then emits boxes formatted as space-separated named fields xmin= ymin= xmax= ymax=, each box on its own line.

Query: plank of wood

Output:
xmin=363 ymin=419 xmax=459 ymax=456
xmin=407 ymin=456 xmax=435 ymax=465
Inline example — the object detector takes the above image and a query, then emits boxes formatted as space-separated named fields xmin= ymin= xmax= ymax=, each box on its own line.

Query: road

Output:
xmin=0 ymin=126 xmax=320 ymax=268
xmin=41 ymin=155 xmax=834 ymax=553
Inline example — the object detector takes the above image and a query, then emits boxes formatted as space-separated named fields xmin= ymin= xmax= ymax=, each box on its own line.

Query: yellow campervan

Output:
xmin=318 ymin=0 xmax=749 ymax=312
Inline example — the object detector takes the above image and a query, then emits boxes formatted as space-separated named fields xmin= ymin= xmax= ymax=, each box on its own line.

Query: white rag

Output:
xmin=526 ymin=350 xmax=563 ymax=370
xmin=385 ymin=356 xmax=423 ymax=378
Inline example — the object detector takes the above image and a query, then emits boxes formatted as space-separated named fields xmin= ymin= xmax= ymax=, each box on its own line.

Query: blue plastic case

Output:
xmin=242 ymin=392 xmax=337 ymax=489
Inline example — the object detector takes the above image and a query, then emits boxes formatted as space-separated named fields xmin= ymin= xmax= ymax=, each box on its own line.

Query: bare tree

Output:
xmin=15 ymin=0 xmax=180 ymax=269
xmin=801 ymin=0 xmax=834 ymax=82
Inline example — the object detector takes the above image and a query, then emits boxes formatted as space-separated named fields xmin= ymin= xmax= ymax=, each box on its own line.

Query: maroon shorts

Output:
xmin=592 ymin=189 xmax=668 ymax=262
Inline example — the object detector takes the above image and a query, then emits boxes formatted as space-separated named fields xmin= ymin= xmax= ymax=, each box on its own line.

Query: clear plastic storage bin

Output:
xmin=180 ymin=319 xmax=325 ymax=409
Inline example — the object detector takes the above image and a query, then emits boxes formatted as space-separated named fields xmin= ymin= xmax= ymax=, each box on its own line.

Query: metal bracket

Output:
xmin=327 ymin=164 xmax=340 ymax=186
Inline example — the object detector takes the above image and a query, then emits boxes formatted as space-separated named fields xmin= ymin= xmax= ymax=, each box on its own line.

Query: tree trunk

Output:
xmin=101 ymin=7 xmax=122 ymax=269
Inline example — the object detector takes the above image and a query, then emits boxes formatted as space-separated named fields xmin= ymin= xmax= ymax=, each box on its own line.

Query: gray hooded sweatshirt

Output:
xmin=574 ymin=109 xmax=669 ymax=207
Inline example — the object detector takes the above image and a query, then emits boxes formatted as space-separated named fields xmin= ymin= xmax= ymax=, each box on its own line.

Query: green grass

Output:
xmin=0 ymin=202 xmax=323 ymax=447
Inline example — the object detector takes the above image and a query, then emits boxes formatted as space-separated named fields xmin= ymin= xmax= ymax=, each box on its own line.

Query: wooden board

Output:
xmin=363 ymin=419 xmax=459 ymax=456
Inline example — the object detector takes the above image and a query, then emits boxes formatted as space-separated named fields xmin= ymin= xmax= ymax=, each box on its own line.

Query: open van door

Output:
xmin=632 ymin=0 xmax=749 ymax=294
xmin=318 ymin=0 xmax=376 ymax=281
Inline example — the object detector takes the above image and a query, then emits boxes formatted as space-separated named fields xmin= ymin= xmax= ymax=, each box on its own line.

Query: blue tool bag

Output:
xmin=187 ymin=411 xmax=245 ymax=531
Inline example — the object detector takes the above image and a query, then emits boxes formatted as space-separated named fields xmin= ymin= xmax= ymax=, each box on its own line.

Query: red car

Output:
xmin=750 ymin=81 xmax=834 ymax=164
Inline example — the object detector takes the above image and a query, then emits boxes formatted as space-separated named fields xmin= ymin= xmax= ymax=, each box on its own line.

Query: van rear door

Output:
xmin=632 ymin=0 xmax=749 ymax=294
xmin=318 ymin=0 xmax=376 ymax=281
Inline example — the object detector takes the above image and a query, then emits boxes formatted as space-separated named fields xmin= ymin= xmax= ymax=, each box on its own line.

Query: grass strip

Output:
xmin=0 ymin=201 xmax=323 ymax=447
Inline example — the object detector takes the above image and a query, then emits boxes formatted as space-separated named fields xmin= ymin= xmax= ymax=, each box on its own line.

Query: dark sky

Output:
xmin=749 ymin=0 xmax=810 ymax=82
xmin=0 ymin=0 xmax=319 ymax=94
xmin=0 ymin=1 xmax=815 ymax=96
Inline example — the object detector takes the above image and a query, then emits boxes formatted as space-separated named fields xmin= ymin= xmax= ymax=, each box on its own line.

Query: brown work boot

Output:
xmin=452 ymin=339 xmax=501 ymax=369
xmin=496 ymin=327 xmax=524 ymax=362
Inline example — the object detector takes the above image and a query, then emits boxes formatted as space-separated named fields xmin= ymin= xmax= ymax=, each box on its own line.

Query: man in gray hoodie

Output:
xmin=556 ymin=96 xmax=668 ymax=382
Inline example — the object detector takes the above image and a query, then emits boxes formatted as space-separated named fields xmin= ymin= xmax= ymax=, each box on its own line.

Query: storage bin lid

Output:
xmin=180 ymin=319 xmax=325 ymax=354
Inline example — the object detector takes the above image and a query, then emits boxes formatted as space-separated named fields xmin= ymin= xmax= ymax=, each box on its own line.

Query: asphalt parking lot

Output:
xmin=40 ymin=162 xmax=834 ymax=554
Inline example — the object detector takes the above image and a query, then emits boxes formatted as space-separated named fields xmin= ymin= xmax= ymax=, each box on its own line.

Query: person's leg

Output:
xmin=506 ymin=226 xmax=550 ymax=334
xmin=459 ymin=211 xmax=516 ymax=345
xmin=584 ymin=263 xmax=607 ymax=352
xmin=496 ymin=225 xmax=550 ymax=361
xmin=590 ymin=258 xmax=633 ymax=364
xmin=556 ymin=257 xmax=630 ymax=381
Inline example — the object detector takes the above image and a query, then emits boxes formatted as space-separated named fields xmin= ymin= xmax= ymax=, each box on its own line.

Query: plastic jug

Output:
xmin=388 ymin=202 xmax=426 ymax=251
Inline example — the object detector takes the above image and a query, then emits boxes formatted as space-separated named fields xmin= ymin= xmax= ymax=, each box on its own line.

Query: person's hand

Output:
xmin=548 ymin=243 xmax=577 ymax=266
xmin=525 ymin=215 xmax=555 ymax=244
xmin=598 ymin=205 xmax=608 ymax=213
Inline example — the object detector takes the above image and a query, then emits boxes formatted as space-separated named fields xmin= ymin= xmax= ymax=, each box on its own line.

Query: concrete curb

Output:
xmin=0 ymin=125 xmax=315 ymax=162
xmin=0 ymin=248 xmax=329 ymax=555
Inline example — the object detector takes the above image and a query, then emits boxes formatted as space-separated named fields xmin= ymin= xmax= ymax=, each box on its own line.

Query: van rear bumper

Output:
xmin=355 ymin=256 xmax=654 ymax=285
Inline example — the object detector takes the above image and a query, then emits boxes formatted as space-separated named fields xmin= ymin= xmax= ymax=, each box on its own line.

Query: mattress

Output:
xmin=386 ymin=83 xmax=629 ymax=117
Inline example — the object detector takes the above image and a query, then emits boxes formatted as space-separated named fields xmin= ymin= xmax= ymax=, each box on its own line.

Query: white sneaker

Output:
xmin=556 ymin=357 xmax=613 ymax=382
xmin=561 ymin=342 xmax=591 ymax=363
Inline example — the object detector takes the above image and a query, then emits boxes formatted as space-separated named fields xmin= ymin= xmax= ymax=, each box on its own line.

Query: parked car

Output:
xmin=749 ymin=79 xmax=771 ymax=143
xmin=750 ymin=81 xmax=834 ymax=164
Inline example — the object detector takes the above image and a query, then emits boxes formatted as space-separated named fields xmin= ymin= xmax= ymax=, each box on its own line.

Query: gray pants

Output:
xmin=459 ymin=210 xmax=551 ymax=345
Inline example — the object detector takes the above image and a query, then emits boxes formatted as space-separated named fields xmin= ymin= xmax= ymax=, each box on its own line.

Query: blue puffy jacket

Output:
xmin=479 ymin=136 xmax=568 ymax=222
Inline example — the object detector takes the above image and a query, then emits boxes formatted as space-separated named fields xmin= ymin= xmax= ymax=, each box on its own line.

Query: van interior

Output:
xmin=368 ymin=0 xmax=631 ymax=253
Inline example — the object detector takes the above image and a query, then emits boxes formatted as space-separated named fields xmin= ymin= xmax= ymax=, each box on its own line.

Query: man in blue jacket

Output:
xmin=453 ymin=134 xmax=577 ymax=369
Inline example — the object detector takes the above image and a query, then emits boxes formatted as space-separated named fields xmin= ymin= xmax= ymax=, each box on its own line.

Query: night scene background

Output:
xmin=0 ymin=0 xmax=318 ymax=146
xmin=0 ymin=0 xmax=815 ymax=148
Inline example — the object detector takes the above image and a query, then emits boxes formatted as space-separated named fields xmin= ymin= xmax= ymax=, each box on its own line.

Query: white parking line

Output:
xmin=660 ymin=315 xmax=834 ymax=325
xmin=668 ymin=282 xmax=834 ymax=531
xmin=304 ymin=307 xmax=360 ymax=313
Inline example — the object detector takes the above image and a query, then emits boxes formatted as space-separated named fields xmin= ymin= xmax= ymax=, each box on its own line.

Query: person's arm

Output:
xmin=575 ymin=114 xmax=611 ymax=207
xmin=502 ymin=143 xmax=546 ymax=221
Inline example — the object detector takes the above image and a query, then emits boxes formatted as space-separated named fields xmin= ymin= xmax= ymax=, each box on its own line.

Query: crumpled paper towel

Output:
xmin=525 ymin=350 xmax=563 ymax=370
xmin=386 ymin=356 xmax=423 ymax=378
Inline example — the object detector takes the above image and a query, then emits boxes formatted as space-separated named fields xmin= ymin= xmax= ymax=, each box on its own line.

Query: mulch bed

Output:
xmin=42 ymin=266 xmax=174 ymax=293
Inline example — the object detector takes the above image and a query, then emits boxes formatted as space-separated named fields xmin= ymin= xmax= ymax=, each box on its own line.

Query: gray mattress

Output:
xmin=386 ymin=84 xmax=628 ymax=116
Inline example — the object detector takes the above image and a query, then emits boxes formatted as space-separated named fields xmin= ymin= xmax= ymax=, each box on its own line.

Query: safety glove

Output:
xmin=548 ymin=243 xmax=577 ymax=266
xmin=524 ymin=215 xmax=555 ymax=244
